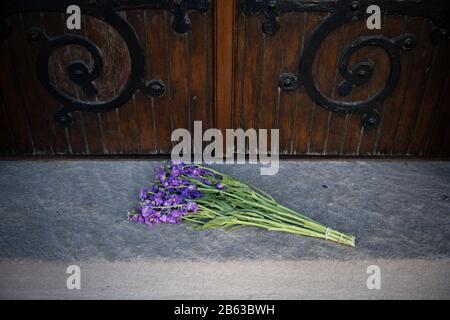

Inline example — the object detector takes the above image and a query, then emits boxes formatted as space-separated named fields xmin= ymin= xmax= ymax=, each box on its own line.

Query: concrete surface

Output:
xmin=0 ymin=160 xmax=449 ymax=299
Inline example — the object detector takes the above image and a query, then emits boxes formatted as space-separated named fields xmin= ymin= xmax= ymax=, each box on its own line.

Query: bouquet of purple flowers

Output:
xmin=128 ymin=162 xmax=355 ymax=247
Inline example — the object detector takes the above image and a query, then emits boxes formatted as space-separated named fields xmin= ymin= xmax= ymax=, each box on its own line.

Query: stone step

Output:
xmin=0 ymin=160 xmax=449 ymax=299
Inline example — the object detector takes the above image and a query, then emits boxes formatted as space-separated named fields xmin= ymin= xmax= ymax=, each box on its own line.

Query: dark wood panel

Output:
xmin=325 ymin=22 xmax=353 ymax=156
xmin=424 ymin=75 xmax=450 ymax=155
xmin=0 ymin=7 xmax=214 ymax=155
xmin=76 ymin=15 xmax=106 ymax=155
xmin=86 ymin=16 xmax=123 ymax=154
xmin=358 ymin=15 xmax=389 ymax=156
xmin=391 ymin=18 xmax=434 ymax=155
xmin=341 ymin=21 xmax=376 ymax=156
xmin=0 ymin=91 xmax=14 ymax=154
xmin=0 ymin=34 xmax=34 ymax=154
xmin=407 ymin=45 xmax=449 ymax=155
xmin=146 ymin=11 xmax=173 ymax=153
xmin=48 ymin=13 xmax=88 ymax=155
xmin=230 ymin=7 xmax=450 ymax=157
xmin=440 ymin=78 xmax=450 ymax=156
xmin=277 ymin=12 xmax=307 ymax=154
xmin=0 ymin=3 xmax=448 ymax=158
xmin=291 ymin=12 xmax=324 ymax=154
xmin=215 ymin=0 xmax=234 ymax=132
xmin=169 ymin=19 xmax=191 ymax=132
xmin=310 ymin=13 xmax=343 ymax=155
xmin=122 ymin=10 xmax=150 ymax=154
xmin=6 ymin=14 xmax=53 ymax=154
xmin=241 ymin=15 xmax=264 ymax=131
xmin=232 ymin=10 xmax=246 ymax=129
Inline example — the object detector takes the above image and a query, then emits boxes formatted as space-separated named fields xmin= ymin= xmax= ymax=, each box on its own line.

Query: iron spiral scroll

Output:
xmin=1 ymin=0 xmax=210 ymax=127
xmin=241 ymin=0 xmax=450 ymax=129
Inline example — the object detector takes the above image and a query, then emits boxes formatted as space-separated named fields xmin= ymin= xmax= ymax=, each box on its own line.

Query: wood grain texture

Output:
xmin=0 ymin=90 xmax=14 ymax=154
xmin=0 ymin=9 xmax=213 ymax=155
xmin=277 ymin=12 xmax=307 ymax=154
xmin=146 ymin=10 xmax=173 ymax=153
xmin=0 ymin=30 xmax=34 ymax=154
xmin=215 ymin=0 xmax=235 ymax=131
xmin=7 ymin=14 xmax=53 ymax=154
xmin=0 ymin=8 xmax=448 ymax=158
xmin=229 ymin=11 xmax=449 ymax=157
xmin=291 ymin=12 xmax=324 ymax=155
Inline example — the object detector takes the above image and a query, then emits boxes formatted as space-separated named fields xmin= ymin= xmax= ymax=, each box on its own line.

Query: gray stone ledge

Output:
xmin=0 ymin=160 xmax=449 ymax=262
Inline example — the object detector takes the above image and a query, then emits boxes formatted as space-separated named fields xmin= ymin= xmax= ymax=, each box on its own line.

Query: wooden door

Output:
xmin=1 ymin=0 xmax=449 ymax=157
xmin=215 ymin=0 xmax=450 ymax=157
xmin=0 ymin=1 xmax=214 ymax=155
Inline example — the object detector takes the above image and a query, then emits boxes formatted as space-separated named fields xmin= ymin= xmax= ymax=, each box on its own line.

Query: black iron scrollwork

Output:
xmin=241 ymin=0 xmax=450 ymax=128
xmin=1 ymin=0 xmax=210 ymax=127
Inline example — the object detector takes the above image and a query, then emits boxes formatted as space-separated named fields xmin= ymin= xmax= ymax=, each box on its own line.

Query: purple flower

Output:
xmin=152 ymin=197 xmax=164 ymax=206
xmin=134 ymin=215 xmax=144 ymax=223
xmin=139 ymin=189 xmax=148 ymax=201
xmin=216 ymin=182 xmax=224 ymax=190
xmin=171 ymin=167 xmax=182 ymax=178
xmin=144 ymin=216 xmax=154 ymax=226
xmin=170 ymin=210 xmax=183 ymax=218
xmin=130 ymin=164 xmax=208 ymax=228
xmin=192 ymin=168 xmax=203 ymax=176
xmin=204 ymin=170 xmax=214 ymax=177
xmin=128 ymin=214 xmax=140 ymax=223
xmin=185 ymin=202 xmax=199 ymax=213
xmin=141 ymin=206 xmax=154 ymax=217
xmin=158 ymin=171 xmax=168 ymax=183
xmin=164 ymin=194 xmax=183 ymax=206
xmin=168 ymin=178 xmax=183 ymax=187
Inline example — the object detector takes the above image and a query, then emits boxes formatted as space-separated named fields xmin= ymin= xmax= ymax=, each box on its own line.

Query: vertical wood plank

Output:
xmin=259 ymin=26 xmax=283 ymax=131
xmin=440 ymin=82 xmax=450 ymax=156
xmin=41 ymin=12 xmax=75 ymax=154
xmin=391 ymin=18 xmax=432 ymax=155
xmin=115 ymin=11 xmax=140 ymax=154
xmin=408 ymin=42 xmax=450 ymax=155
xmin=168 ymin=16 xmax=191 ymax=132
xmin=0 ymin=37 xmax=34 ymax=154
xmin=291 ymin=12 xmax=327 ymax=154
xmin=423 ymin=77 xmax=450 ymax=156
xmin=232 ymin=12 xmax=246 ymax=128
xmin=277 ymin=12 xmax=306 ymax=154
xmin=189 ymin=11 xmax=208 ymax=127
xmin=309 ymin=15 xmax=343 ymax=154
xmin=241 ymin=16 xmax=263 ymax=130
xmin=215 ymin=0 xmax=235 ymax=131
xmin=376 ymin=18 xmax=415 ymax=155
xmin=8 ymin=13 xmax=53 ymax=154
xmin=357 ymin=20 xmax=389 ymax=156
xmin=341 ymin=21 xmax=371 ymax=155
xmin=346 ymin=14 xmax=388 ymax=155
xmin=58 ymin=11 xmax=89 ymax=155
xmin=126 ymin=10 xmax=155 ymax=154
xmin=78 ymin=15 xmax=106 ymax=155
xmin=146 ymin=11 xmax=173 ymax=153
xmin=370 ymin=17 xmax=406 ymax=155
xmin=323 ymin=23 xmax=349 ymax=155
xmin=206 ymin=8 xmax=215 ymax=130
xmin=85 ymin=16 xmax=123 ymax=154
xmin=0 ymin=92 xmax=14 ymax=154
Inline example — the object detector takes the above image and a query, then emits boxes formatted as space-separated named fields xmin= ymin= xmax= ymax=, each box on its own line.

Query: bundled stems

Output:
xmin=129 ymin=162 xmax=356 ymax=247
xmin=180 ymin=165 xmax=355 ymax=247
